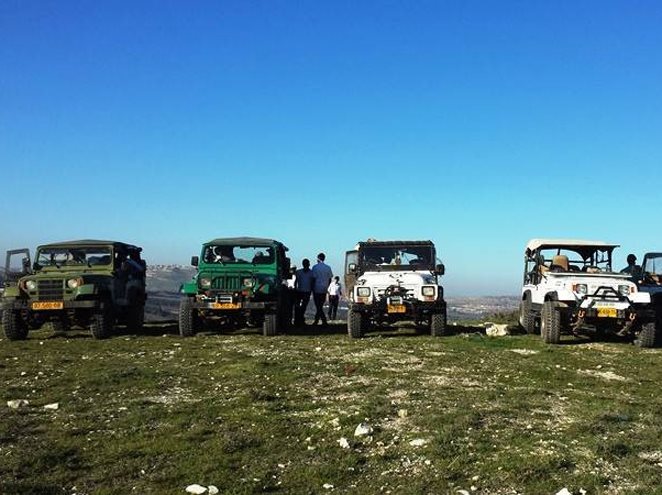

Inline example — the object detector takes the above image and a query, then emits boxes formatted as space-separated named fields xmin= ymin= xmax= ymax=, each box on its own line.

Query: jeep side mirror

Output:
xmin=348 ymin=263 xmax=357 ymax=272
xmin=435 ymin=263 xmax=445 ymax=275
xmin=191 ymin=256 xmax=199 ymax=267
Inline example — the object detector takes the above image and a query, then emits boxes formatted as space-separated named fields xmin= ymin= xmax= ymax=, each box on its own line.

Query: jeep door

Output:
xmin=344 ymin=250 xmax=358 ymax=295
xmin=4 ymin=248 xmax=31 ymax=283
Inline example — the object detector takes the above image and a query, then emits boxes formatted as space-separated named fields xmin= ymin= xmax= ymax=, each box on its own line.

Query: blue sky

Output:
xmin=2 ymin=1 xmax=661 ymax=295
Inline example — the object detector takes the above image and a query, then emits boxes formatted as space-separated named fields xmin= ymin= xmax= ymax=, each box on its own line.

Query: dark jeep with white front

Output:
xmin=345 ymin=240 xmax=447 ymax=338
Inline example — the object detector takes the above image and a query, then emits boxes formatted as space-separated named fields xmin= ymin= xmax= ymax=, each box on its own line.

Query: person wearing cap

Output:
xmin=620 ymin=254 xmax=642 ymax=279
xmin=311 ymin=252 xmax=333 ymax=327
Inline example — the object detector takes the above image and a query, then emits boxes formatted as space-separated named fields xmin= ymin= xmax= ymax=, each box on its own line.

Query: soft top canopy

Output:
xmin=38 ymin=239 xmax=142 ymax=251
xmin=205 ymin=237 xmax=287 ymax=250
xmin=526 ymin=239 xmax=618 ymax=253
xmin=356 ymin=240 xmax=434 ymax=249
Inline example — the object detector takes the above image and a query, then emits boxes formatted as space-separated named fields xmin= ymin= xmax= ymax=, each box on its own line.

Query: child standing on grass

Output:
xmin=327 ymin=276 xmax=342 ymax=321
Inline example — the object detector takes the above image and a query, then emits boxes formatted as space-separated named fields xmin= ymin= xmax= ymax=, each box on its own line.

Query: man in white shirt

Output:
xmin=294 ymin=259 xmax=314 ymax=326
xmin=327 ymin=276 xmax=342 ymax=321
xmin=311 ymin=252 xmax=333 ymax=326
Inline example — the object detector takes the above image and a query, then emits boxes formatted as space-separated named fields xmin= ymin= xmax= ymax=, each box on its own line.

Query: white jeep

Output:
xmin=344 ymin=240 xmax=447 ymax=338
xmin=519 ymin=239 xmax=657 ymax=346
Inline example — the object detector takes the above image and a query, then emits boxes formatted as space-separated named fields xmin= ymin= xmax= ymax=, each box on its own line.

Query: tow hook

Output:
xmin=617 ymin=312 xmax=637 ymax=337
xmin=572 ymin=309 xmax=586 ymax=334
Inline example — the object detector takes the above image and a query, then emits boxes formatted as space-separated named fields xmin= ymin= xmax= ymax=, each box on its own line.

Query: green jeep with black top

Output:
xmin=179 ymin=237 xmax=291 ymax=337
xmin=1 ymin=240 xmax=147 ymax=340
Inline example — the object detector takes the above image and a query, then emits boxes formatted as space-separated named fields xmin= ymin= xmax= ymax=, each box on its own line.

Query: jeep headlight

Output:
xmin=422 ymin=286 xmax=436 ymax=297
xmin=573 ymin=283 xmax=588 ymax=295
xmin=67 ymin=277 xmax=84 ymax=289
xmin=357 ymin=287 xmax=371 ymax=297
xmin=618 ymin=285 xmax=631 ymax=296
xmin=243 ymin=278 xmax=254 ymax=288
xmin=199 ymin=277 xmax=212 ymax=289
xmin=25 ymin=280 xmax=37 ymax=291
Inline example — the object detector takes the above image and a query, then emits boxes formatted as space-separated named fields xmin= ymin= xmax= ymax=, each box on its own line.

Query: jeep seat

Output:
xmin=551 ymin=255 xmax=569 ymax=272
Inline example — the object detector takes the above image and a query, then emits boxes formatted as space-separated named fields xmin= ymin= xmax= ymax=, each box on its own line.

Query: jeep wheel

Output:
xmin=126 ymin=304 xmax=145 ymax=333
xmin=430 ymin=310 xmax=447 ymax=337
xmin=263 ymin=313 xmax=277 ymax=336
xmin=179 ymin=298 xmax=198 ymax=337
xmin=347 ymin=309 xmax=364 ymax=338
xmin=2 ymin=310 xmax=28 ymax=341
xmin=520 ymin=296 xmax=536 ymax=334
xmin=635 ymin=322 xmax=658 ymax=348
xmin=90 ymin=306 xmax=113 ymax=339
xmin=540 ymin=301 xmax=561 ymax=344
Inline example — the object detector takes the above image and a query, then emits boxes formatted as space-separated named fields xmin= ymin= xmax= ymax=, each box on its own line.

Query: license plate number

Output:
xmin=211 ymin=302 xmax=240 ymax=310
xmin=597 ymin=307 xmax=617 ymax=318
xmin=32 ymin=301 xmax=64 ymax=310
xmin=387 ymin=304 xmax=406 ymax=314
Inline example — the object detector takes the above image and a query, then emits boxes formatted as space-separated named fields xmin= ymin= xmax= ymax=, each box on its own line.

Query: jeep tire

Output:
xmin=263 ymin=313 xmax=277 ymax=336
xmin=179 ymin=298 xmax=198 ymax=337
xmin=2 ymin=309 xmax=28 ymax=341
xmin=635 ymin=322 xmax=658 ymax=348
xmin=90 ymin=305 xmax=113 ymax=339
xmin=520 ymin=296 xmax=536 ymax=334
xmin=348 ymin=309 xmax=364 ymax=338
xmin=430 ymin=310 xmax=447 ymax=337
xmin=540 ymin=300 xmax=561 ymax=344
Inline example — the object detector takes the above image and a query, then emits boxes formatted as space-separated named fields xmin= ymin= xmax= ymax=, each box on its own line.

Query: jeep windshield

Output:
xmin=642 ymin=253 xmax=662 ymax=277
xmin=203 ymin=244 xmax=275 ymax=265
xmin=35 ymin=246 xmax=112 ymax=269
xmin=360 ymin=246 xmax=434 ymax=271
xmin=536 ymin=246 xmax=614 ymax=273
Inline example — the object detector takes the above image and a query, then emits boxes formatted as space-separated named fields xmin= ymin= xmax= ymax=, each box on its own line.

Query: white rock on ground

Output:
xmin=397 ymin=409 xmax=408 ymax=418
xmin=409 ymin=438 xmax=428 ymax=447
xmin=7 ymin=399 xmax=29 ymax=409
xmin=185 ymin=484 xmax=207 ymax=494
xmin=207 ymin=486 xmax=219 ymax=495
xmin=354 ymin=422 xmax=373 ymax=437
xmin=323 ymin=483 xmax=334 ymax=490
xmin=338 ymin=437 xmax=350 ymax=449
xmin=555 ymin=489 xmax=572 ymax=495
xmin=485 ymin=323 xmax=509 ymax=337
xmin=44 ymin=403 xmax=59 ymax=410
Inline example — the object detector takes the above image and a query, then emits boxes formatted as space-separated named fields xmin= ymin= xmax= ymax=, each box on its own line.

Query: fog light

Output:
xmin=67 ymin=278 xmax=83 ymax=289
xmin=422 ymin=286 xmax=435 ymax=297
xmin=357 ymin=287 xmax=371 ymax=297
xmin=199 ymin=277 xmax=211 ymax=289
xmin=618 ymin=285 xmax=631 ymax=296
xmin=25 ymin=280 xmax=37 ymax=291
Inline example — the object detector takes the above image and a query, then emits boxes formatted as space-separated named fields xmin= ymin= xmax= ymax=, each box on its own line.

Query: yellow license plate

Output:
xmin=597 ymin=307 xmax=617 ymax=318
xmin=32 ymin=301 xmax=64 ymax=310
xmin=387 ymin=304 xmax=406 ymax=314
xmin=211 ymin=302 xmax=240 ymax=310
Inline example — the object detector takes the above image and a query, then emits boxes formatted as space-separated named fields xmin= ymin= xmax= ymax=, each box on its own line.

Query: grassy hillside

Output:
xmin=0 ymin=324 xmax=660 ymax=494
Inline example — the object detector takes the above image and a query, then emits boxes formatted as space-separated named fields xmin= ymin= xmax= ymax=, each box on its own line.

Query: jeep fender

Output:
xmin=552 ymin=288 xmax=576 ymax=303
xmin=629 ymin=292 xmax=651 ymax=305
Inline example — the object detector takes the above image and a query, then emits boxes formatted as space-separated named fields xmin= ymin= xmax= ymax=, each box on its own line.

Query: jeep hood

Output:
xmin=357 ymin=271 xmax=436 ymax=289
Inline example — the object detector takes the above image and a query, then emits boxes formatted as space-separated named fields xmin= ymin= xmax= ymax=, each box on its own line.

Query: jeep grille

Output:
xmin=37 ymin=279 xmax=64 ymax=301
xmin=211 ymin=275 xmax=242 ymax=292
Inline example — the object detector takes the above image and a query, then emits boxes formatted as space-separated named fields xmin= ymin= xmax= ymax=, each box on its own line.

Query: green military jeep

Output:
xmin=1 ymin=240 xmax=147 ymax=340
xmin=179 ymin=237 xmax=292 ymax=337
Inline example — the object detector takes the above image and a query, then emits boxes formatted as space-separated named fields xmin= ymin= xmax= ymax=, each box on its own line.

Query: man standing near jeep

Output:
xmin=312 ymin=252 xmax=333 ymax=327
xmin=294 ymin=259 xmax=314 ymax=326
